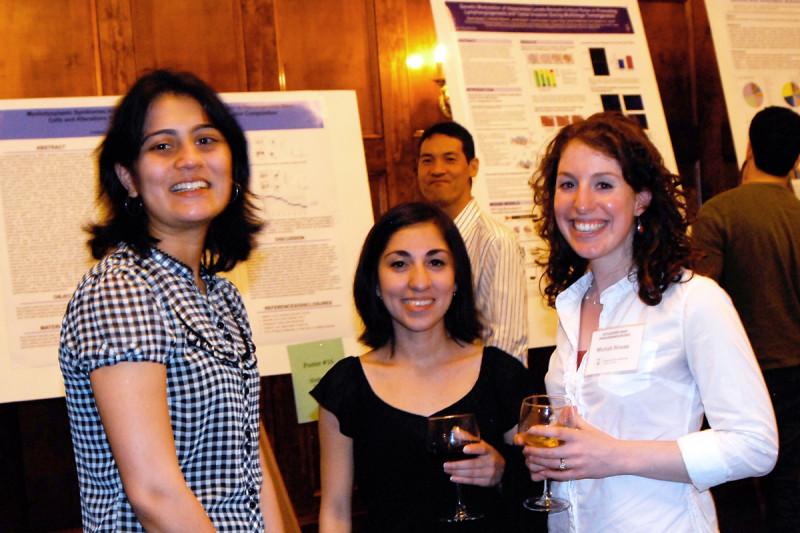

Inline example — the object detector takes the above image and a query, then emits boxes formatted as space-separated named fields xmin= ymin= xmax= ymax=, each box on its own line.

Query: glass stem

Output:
xmin=454 ymin=483 xmax=468 ymax=519
xmin=542 ymin=479 xmax=552 ymax=502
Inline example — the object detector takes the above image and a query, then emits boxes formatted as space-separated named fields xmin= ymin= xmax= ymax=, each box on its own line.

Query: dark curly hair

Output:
xmin=89 ymin=69 xmax=262 ymax=273
xmin=353 ymin=202 xmax=482 ymax=350
xmin=531 ymin=112 xmax=697 ymax=307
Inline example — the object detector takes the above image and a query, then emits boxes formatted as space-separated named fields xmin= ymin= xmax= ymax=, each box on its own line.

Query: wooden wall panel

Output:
xmin=0 ymin=0 xmax=98 ymax=98
xmin=273 ymin=0 xmax=381 ymax=137
xmin=405 ymin=0 xmax=450 ymax=134
xmin=240 ymin=0 xmax=282 ymax=92
xmin=688 ymin=0 xmax=739 ymax=201
xmin=17 ymin=400 xmax=81 ymax=530
xmin=127 ymin=0 xmax=248 ymax=92
xmin=373 ymin=0 xmax=419 ymax=211
xmin=272 ymin=0 xmax=390 ymax=222
xmin=0 ymin=403 xmax=26 ymax=529
xmin=95 ymin=0 xmax=137 ymax=96
xmin=260 ymin=375 xmax=320 ymax=528
xmin=639 ymin=0 xmax=738 ymax=207
xmin=639 ymin=1 xmax=701 ymax=213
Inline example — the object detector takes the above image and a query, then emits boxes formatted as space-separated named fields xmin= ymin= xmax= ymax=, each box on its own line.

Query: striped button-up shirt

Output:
xmin=455 ymin=199 xmax=528 ymax=361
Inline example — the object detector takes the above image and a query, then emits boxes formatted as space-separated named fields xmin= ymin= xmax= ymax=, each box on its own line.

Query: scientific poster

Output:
xmin=704 ymin=0 xmax=800 ymax=168
xmin=430 ymin=0 xmax=675 ymax=346
xmin=0 ymin=91 xmax=373 ymax=402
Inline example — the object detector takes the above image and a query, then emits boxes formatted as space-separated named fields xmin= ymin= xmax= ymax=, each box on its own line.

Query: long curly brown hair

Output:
xmin=531 ymin=112 xmax=697 ymax=308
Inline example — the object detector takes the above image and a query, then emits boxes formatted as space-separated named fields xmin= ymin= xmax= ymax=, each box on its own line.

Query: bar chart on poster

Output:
xmin=0 ymin=91 xmax=373 ymax=403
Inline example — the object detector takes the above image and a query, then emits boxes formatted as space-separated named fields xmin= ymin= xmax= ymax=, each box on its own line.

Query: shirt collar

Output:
xmin=120 ymin=244 xmax=216 ymax=292
xmin=453 ymin=198 xmax=478 ymax=225
xmin=557 ymin=270 xmax=638 ymax=310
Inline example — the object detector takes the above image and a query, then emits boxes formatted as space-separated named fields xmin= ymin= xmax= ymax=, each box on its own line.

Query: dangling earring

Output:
xmin=636 ymin=216 xmax=644 ymax=234
xmin=453 ymin=283 xmax=457 ymax=297
xmin=124 ymin=195 xmax=143 ymax=217
xmin=229 ymin=183 xmax=241 ymax=204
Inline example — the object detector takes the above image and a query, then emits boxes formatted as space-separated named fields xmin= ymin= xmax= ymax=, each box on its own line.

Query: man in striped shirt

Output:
xmin=417 ymin=121 xmax=528 ymax=362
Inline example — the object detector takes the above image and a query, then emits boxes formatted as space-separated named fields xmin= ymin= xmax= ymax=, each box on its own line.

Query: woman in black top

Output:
xmin=312 ymin=202 xmax=533 ymax=532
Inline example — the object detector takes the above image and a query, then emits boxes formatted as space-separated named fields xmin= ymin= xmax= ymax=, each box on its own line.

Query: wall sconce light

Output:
xmin=433 ymin=45 xmax=451 ymax=118
xmin=406 ymin=45 xmax=452 ymax=119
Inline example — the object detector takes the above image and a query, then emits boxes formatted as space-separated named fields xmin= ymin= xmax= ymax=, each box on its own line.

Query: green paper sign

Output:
xmin=287 ymin=338 xmax=345 ymax=423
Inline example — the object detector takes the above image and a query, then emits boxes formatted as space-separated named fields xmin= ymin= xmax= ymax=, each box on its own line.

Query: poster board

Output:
xmin=0 ymin=91 xmax=373 ymax=403
xmin=704 ymin=0 xmax=800 ymax=169
xmin=430 ymin=0 xmax=676 ymax=347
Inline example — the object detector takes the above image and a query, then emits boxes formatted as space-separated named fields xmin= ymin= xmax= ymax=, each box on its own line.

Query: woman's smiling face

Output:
xmin=377 ymin=222 xmax=456 ymax=337
xmin=553 ymin=140 xmax=650 ymax=272
xmin=116 ymin=93 xmax=233 ymax=240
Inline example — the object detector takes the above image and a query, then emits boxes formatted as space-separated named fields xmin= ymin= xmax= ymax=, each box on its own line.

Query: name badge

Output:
xmin=584 ymin=324 xmax=645 ymax=375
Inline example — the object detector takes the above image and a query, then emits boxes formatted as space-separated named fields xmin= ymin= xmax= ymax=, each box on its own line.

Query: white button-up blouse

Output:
xmin=545 ymin=271 xmax=777 ymax=533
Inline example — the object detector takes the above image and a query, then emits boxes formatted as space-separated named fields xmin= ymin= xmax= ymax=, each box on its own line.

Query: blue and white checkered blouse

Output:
xmin=59 ymin=244 xmax=264 ymax=532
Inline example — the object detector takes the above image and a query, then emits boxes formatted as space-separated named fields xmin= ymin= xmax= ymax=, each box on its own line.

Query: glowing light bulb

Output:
xmin=434 ymin=45 xmax=447 ymax=79
xmin=434 ymin=45 xmax=447 ymax=63
xmin=406 ymin=54 xmax=424 ymax=70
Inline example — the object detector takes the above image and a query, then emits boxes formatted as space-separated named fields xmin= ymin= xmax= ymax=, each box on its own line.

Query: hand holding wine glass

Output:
xmin=517 ymin=394 xmax=575 ymax=513
xmin=427 ymin=413 xmax=483 ymax=522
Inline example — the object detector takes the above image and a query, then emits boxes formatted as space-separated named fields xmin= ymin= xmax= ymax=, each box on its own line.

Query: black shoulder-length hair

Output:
xmin=353 ymin=202 xmax=481 ymax=350
xmin=89 ymin=69 xmax=262 ymax=273
xmin=532 ymin=111 xmax=697 ymax=307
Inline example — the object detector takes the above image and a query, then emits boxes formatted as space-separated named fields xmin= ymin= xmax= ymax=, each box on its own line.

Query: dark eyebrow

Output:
xmin=384 ymin=248 xmax=450 ymax=258
xmin=384 ymin=250 xmax=411 ymax=258
xmin=141 ymin=123 xmax=218 ymax=146
xmin=419 ymin=150 xmax=461 ymax=158
xmin=556 ymin=170 xmax=620 ymax=180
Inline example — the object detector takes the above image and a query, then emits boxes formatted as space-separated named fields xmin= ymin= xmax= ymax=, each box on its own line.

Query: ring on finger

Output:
xmin=559 ymin=458 xmax=567 ymax=471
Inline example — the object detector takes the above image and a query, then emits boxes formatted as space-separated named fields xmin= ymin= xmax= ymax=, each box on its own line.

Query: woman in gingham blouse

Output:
xmin=59 ymin=70 xmax=288 ymax=532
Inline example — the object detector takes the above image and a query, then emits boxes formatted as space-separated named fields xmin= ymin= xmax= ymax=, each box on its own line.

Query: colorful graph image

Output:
xmin=535 ymin=69 xmax=556 ymax=87
xmin=526 ymin=53 xmax=573 ymax=65
xmin=743 ymin=83 xmax=764 ymax=108
xmin=539 ymin=115 xmax=583 ymax=128
xmin=782 ymin=82 xmax=800 ymax=107
xmin=616 ymin=55 xmax=634 ymax=70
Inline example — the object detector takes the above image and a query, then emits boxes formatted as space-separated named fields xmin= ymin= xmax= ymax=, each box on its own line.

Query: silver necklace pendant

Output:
xmin=583 ymin=282 xmax=601 ymax=305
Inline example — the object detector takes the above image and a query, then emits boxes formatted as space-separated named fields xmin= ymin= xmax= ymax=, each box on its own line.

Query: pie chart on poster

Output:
xmin=783 ymin=82 xmax=800 ymax=107
xmin=743 ymin=83 xmax=764 ymax=107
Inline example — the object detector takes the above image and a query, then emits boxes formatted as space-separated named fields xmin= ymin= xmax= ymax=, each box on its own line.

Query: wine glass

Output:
xmin=517 ymin=394 xmax=574 ymax=513
xmin=427 ymin=413 xmax=483 ymax=522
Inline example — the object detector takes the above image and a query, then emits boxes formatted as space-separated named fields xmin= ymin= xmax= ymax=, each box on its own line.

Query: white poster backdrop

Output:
xmin=704 ymin=0 xmax=800 ymax=169
xmin=430 ymin=0 xmax=675 ymax=347
xmin=0 ymin=91 xmax=373 ymax=403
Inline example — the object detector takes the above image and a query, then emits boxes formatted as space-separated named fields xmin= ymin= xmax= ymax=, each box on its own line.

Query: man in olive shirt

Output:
xmin=693 ymin=106 xmax=800 ymax=531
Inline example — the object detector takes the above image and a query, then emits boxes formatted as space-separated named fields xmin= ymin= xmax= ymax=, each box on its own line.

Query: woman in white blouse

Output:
xmin=518 ymin=112 xmax=778 ymax=532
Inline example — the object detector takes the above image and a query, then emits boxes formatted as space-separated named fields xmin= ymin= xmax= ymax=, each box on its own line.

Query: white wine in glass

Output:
xmin=518 ymin=394 xmax=574 ymax=513
xmin=427 ymin=413 xmax=483 ymax=522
